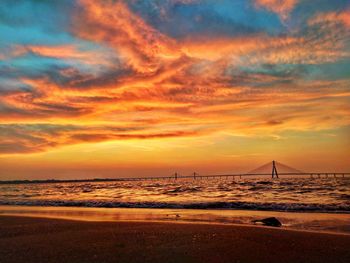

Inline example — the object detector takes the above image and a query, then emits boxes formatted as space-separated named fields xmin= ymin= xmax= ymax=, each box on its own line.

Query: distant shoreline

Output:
xmin=0 ymin=178 xmax=123 ymax=185
xmin=1 ymin=174 xmax=349 ymax=185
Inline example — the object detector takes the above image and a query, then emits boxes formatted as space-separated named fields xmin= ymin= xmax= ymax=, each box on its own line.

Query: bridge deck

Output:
xmin=113 ymin=172 xmax=350 ymax=181
xmin=1 ymin=172 xmax=349 ymax=185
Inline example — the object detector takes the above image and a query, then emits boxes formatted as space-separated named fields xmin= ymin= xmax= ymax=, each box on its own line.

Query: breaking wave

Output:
xmin=1 ymin=200 xmax=349 ymax=213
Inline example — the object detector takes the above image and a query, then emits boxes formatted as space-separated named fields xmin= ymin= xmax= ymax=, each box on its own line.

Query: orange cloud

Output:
xmin=74 ymin=0 xmax=182 ymax=74
xmin=255 ymin=0 xmax=298 ymax=20
xmin=1 ymin=0 xmax=349 ymax=157
xmin=308 ymin=10 xmax=350 ymax=28
xmin=182 ymin=29 xmax=349 ymax=66
xmin=9 ymin=44 xmax=115 ymax=67
xmin=0 ymin=123 xmax=206 ymax=154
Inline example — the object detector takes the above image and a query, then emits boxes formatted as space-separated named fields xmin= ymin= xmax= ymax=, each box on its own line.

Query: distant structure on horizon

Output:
xmin=272 ymin=160 xmax=279 ymax=179
xmin=1 ymin=160 xmax=349 ymax=184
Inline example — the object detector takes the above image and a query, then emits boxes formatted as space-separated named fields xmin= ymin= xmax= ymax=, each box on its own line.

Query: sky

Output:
xmin=0 ymin=0 xmax=349 ymax=180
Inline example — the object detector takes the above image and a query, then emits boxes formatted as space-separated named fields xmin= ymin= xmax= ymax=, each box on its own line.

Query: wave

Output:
xmin=1 ymin=200 xmax=349 ymax=213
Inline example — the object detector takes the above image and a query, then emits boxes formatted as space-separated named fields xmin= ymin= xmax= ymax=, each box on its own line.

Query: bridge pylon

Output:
xmin=272 ymin=160 xmax=279 ymax=179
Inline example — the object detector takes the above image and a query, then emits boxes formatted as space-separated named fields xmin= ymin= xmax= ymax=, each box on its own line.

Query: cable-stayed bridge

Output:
xmin=246 ymin=160 xmax=302 ymax=178
xmin=112 ymin=160 xmax=349 ymax=181
xmin=1 ymin=161 xmax=348 ymax=184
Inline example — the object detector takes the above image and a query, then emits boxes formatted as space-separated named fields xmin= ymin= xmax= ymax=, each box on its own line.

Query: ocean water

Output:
xmin=0 ymin=178 xmax=349 ymax=212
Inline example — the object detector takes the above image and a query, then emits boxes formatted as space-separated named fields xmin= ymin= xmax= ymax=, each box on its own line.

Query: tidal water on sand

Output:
xmin=1 ymin=178 xmax=349 ymax=234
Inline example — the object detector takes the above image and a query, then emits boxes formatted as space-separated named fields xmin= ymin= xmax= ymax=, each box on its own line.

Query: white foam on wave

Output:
xmin=0 ymin=200 xmax=349 ymax=213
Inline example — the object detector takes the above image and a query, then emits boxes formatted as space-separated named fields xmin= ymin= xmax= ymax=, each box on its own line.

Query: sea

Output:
xmin=1 ymin=177 xmax=349 ymax=234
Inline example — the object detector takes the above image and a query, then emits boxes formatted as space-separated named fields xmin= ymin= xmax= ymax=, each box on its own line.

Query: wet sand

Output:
xmin=0 ymin=215 xmax=349 ymax=263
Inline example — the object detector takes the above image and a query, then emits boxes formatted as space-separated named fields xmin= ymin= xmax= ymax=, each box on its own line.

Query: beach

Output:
xmin=1 ymin=179 xmax=349 ymax=263
xmin=1 ymin=215 xmax=349 ymax=263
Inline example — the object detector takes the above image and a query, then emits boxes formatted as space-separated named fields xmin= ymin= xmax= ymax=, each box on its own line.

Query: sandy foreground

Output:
xmin=0 ymin=215 xmax=349 ymax=263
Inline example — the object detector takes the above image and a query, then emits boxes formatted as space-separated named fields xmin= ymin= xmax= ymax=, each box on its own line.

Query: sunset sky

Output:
xmin=0 ymin=0 xmax=349 ymax=179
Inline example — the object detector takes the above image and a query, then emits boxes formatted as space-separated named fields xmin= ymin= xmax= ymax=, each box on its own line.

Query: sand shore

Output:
xmin=0 ymin=215 xmax=349 ymax=263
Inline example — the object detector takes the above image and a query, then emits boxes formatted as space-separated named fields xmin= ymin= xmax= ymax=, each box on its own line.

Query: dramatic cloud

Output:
xmin=0 ymin=0 xmax=349 ymax=157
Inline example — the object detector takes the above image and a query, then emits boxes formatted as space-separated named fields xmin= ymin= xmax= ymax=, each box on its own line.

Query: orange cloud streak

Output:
xmin=255 ymin=0 xmax=298 ymax=20
xmin=74 ymin=0 xmax=182 ymax=74
xmin=308 ymin=10 xmax=350 ymax=28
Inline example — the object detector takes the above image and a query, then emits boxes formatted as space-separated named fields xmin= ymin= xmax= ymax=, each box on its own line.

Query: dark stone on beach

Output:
xmin=252 ymin=217 xmax=282 ymax=227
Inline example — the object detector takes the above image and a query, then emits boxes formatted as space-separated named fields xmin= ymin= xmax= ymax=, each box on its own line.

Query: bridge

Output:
xmin=112 ymin=160 xmax=350 ymax=181
xmin=2 ymin=161 xmax=348 ymax=185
